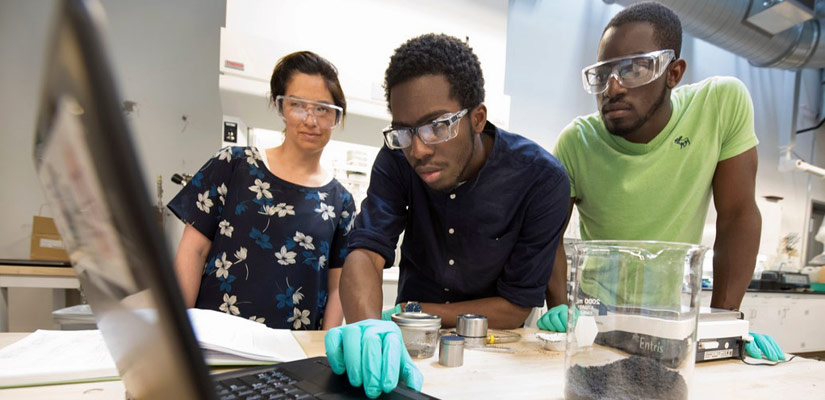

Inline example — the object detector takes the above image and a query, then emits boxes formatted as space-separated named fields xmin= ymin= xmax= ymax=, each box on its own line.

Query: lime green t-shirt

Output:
xmin=554 ymin=76 xmax=759 ymax=244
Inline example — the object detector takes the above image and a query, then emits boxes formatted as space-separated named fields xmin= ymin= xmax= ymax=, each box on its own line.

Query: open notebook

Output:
xmin=0 ymin=309 xmax=306 ymax=388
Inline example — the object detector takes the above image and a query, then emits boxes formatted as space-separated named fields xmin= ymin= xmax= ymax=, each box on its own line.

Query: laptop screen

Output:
xmin=32 ymin=1 xmax=216 ymax=398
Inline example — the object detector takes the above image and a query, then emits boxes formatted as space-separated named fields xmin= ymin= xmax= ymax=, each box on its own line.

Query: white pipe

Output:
xmin=795 ymin=159 xmax=825 ymax=178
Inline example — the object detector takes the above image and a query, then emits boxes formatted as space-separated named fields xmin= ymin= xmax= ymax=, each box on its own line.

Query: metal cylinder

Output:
xmin=456 ymin=314 xmax=488 ymax=338
xmin=439 ymin=336 xmax=465 ymax=367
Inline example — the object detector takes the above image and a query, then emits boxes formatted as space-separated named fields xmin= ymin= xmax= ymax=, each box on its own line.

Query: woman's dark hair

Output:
xmin=384 ymin=33 xmax=485 ymax=110
xmin=269 ymin=51 xmax=346 ymax=117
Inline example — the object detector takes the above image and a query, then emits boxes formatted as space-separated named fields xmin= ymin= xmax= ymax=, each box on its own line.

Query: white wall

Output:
xmin=0 ymin=0 xmax=224 ymax=258
xmin=0 ymin=1 xmax=58 ymax=259
xmin=505 ymin=0 xmax=825 ymax=265
xmin=0 ymin=0 xmax=224 ymax=330
xmin=0 ymin=0 xmax=225 ymax=258
xmin=100 ymin=0 xmax=226 ymax=206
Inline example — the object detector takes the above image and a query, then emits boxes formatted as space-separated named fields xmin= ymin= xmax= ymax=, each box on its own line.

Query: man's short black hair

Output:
xmin=384 ymin=33 xmax=485 ymax=110
xmin=604 ymin=1 xmax=682 ymax=58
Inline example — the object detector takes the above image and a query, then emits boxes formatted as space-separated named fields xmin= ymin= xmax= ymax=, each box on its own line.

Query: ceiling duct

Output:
xmin=604 ymin=0 xmax=824 ymax=69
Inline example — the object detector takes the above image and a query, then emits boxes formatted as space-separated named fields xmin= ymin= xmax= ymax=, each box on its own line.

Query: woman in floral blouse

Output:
xmin=168 ymin=51 xmax=355 ymax=330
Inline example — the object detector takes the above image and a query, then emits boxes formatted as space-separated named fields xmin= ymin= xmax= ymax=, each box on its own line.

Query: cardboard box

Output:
xmin=30 ymin=216 xmax=69 ymax=261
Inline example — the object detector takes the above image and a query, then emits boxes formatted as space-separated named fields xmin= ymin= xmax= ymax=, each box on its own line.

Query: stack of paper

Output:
xmin=0 ymin=329 xmax=118 ymax=388
xmin=187 ymin=308 xmax=307 ymax=365
xmin=0 ymin=308 xmax=308 ymax=388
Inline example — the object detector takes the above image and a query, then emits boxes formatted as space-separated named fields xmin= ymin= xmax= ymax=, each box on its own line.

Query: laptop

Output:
xmin=32 ymin=1 xmax=437 ymax=399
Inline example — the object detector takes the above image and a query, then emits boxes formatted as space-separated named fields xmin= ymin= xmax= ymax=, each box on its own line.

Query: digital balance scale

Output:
xmin=696 ymin=307 xmax=748 ymax=362
xmin=579 ymin=305 xmax=748 ymax=364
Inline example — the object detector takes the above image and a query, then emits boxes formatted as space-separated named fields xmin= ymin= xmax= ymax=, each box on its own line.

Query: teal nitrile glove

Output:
xmin=325 ymin=319 xmax=423 ymax=399
xmin=381 ymin=304 xmax=402 ymax=321
xmin=745 ymin=332 xmax=786 ymax=362
xmin=537 ymin=304 xmax=569 ymax=332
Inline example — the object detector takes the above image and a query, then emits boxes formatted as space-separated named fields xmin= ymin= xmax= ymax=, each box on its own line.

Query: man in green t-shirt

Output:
xmin=538 ymin=3 xmax=784 ymax=362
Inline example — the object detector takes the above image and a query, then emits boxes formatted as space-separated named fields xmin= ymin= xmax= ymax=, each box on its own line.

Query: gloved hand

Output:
xmin=325 ymin=319 xmax=423 ymax=399
xmin=745 ymin=332 xmax=786 ymax=362
xmin=537 ymin=304 xmax=569 ymax=332
xmin=381 ymin=304 xmax=402 ymax=321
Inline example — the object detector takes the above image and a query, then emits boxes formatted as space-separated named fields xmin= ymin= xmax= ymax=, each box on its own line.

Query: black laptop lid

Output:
xmin=32 ymin=1 xmax=215 ymax=398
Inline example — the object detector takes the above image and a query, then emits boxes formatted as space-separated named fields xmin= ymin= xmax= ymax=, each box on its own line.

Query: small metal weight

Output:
xmin=439 ymin=335 xmax=464 ymax=367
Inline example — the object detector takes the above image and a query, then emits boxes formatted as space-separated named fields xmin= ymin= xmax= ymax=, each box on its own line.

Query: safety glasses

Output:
xmin=275 ymin=95 xmax=343 ymax=129
xmin=582 ymin=49 xmax=675 ymax=94
xmin=382 ymin=109 xmax=468 ymax=150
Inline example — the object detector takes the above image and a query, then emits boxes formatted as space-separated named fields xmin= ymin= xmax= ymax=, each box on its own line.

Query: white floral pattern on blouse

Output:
xmin=167 ymin=146 xmax=355 ymax=330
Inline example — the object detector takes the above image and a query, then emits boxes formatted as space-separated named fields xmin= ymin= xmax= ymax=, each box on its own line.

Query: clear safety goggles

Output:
xmin=382 ymin=108 xmax=468 ymax=150
xmin=275 ymin=95 xmax=343 ymax=129
xmin=581 ymin=49 xmax=675 ymax=94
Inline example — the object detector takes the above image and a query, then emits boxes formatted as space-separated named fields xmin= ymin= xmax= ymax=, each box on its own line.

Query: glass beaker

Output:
xmin=564 ymin=240 xmax=706 ymax=400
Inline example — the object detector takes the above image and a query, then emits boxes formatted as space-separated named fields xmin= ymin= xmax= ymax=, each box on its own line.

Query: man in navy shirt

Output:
xmin=343 ymin=33 xmax=570 ymax=328
xmin=324 ymin=34 xmax=569 ymax=398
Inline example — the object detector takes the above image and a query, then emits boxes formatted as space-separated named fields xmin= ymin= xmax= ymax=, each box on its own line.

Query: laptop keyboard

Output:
xmin=215 ymin=368 xmax=314 ymax=400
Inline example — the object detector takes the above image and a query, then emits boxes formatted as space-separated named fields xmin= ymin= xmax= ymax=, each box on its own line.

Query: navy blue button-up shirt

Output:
xmin=348 ymin=123 xmax=570 ymax=308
